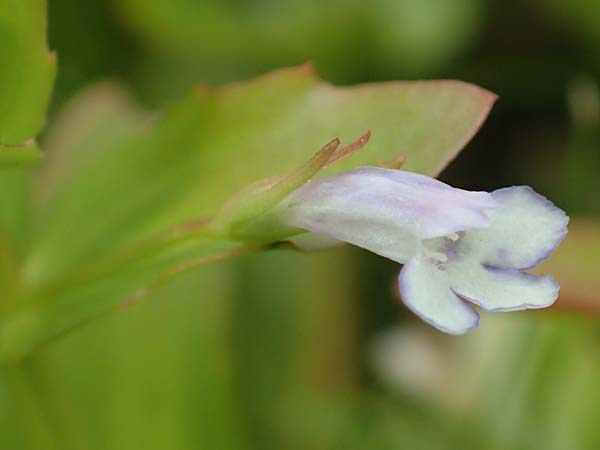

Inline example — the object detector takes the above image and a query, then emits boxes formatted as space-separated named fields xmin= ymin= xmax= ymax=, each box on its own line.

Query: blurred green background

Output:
xmin=2 ymin=0 xmax=600 ymax=449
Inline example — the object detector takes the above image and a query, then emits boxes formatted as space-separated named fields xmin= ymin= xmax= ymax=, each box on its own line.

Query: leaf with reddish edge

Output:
xmin=31 ymin=65 xmax=496 ymax=285
xmin=0 ymin=66 xmax=496 ymax=360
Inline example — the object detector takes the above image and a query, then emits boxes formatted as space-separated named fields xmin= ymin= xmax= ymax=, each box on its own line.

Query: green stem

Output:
xmin=0 ymin=226 xmax=20 ymax=314
xmin=0 ymin=220 xmax=264 ymax=363
xmin=1 ymin=362 xmax=60 ymax=449
xmin=37 ymin=218 xmax=222 ymax=297
xmin=0 ymin=143 xmax=42 ymax=166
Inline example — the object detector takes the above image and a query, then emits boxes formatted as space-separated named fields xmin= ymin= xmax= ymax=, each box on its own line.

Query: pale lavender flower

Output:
xmin=278 ymin=167 xmax=568 ymax=334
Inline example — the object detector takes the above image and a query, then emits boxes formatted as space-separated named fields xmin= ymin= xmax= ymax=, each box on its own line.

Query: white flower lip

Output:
xmin=279 ymin=167 xmax=569 ymax=334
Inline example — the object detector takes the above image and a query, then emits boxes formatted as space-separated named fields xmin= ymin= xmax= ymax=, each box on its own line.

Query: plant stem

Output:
xmin=0 ymin=218 xmax=265 ymax=363
xmin=1 ymin=362 xmax=60 ymax=449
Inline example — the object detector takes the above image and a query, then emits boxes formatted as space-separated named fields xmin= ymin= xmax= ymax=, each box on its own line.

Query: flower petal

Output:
xmin=398 ymin=257 xmax=480 ymax=334
xmin=457 ymin=186 xmax=568 ymax=270
xmin=449 ymin=262 xmax=559 ymax=312
xmin=279 ymin=167 xmax=496 ymax=264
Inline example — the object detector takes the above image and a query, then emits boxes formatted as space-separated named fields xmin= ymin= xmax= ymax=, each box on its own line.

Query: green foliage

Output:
xmin=0 ymin=0 xmax=55 ymax=146
xmin=0 ymin=66 xmax=495 ymax=361
xmin=114 ymin=0 xmax=484 ymax=92
xmin=0 ymin=0 xmax=54 ymax=293
xmin=3 ymin=2 xmax=600 ymax=450
xmin=541 ymin=0 xmax=600 ymax=48
xmin=31 ymin=68 xmax=494 ymax=279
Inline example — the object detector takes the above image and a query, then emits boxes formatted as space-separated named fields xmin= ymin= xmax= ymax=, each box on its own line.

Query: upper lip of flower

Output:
xmin=279 ymin=166 xmax=498 ymax=265
xmin=278 ymin=166 xmax=569 ymax=334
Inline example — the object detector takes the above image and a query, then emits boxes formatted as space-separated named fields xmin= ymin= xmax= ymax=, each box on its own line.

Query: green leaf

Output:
xmin=540 ymin=0 xmax=600 ymax=48
xmin=0 ymin=0 xmax=56 ymax=146
xmin=0 ymin=237 xmax=254 ymax=362
xmin=30 ymin=66 xmax=495 ymax=282
xmin=0 ymin=66 xmax=495 ymax=360
xmin=0 ymin=0 xmax=54 ymax=285
xmin=114 ymin=0 xmax=483 ymax=84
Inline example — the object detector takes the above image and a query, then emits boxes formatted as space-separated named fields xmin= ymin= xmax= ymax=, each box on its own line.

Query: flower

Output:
xmin=277 ymin=167 xmax=568 ymax=334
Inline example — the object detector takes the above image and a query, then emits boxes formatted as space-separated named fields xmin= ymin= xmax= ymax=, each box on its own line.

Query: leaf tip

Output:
xmin=430 ymin=82 xmax=497 ymax=176
xmin=477 ymin=87 xmax=498 ymax=117
xmin=315 ymin=137 xmax=341 ymax=162
xmin=325 ymin=130 xmax=371 ymax=168
xmin=381 ymin=154 xmax=406 ymax=170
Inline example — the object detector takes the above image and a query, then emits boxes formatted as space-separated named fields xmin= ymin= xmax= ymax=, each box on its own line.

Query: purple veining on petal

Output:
xmin=439 ymin=233 xmax=463 ymax=263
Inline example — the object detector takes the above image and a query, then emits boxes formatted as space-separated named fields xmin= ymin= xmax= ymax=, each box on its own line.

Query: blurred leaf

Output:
xmin=0 ymin=0 xmax=53 ymax=245
xmin=539 ymin=0 xmax=600 ymax=48
xmin=232 ymin=248 xmax=359 ymax=450
xmin=0 ymin=0 xmax=56 ymax=146
xmin=0 ymin=164 xmax=37 ymax=250
xmin=35 ymin=82 xmax=147 ymax=207
xmin=560 ymin=77 xmax=600 ymax=214
xmin=16 ymin=265 xmax=249 ymax=450
xmin=535 ymin=217 xmax=600 ymax=313
xmin=114 ymin=0 xmax=483 ymax=90
xmin=371 ymin=0 xmax=484 ymax=75
xmin=114 ymin=0 xmax=366 ymax=65
xmin=0 ymin=0 xmax=54 ymax=329
xmin=446 ymin=314 xmax=600 ymax=450
xmin=47 ymin=0 xmax=135 ymax=112
xmin=0 ymin=364 xmax=59 ymax=449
